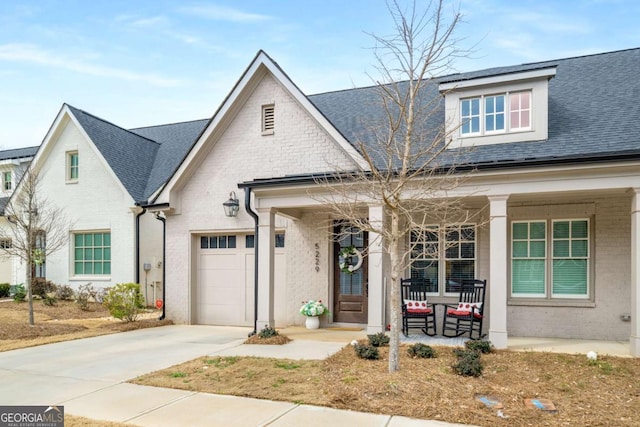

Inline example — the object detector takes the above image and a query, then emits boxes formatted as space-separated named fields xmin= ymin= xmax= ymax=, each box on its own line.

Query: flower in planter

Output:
xmin=299 ymin=299 xmax=328 ymax=317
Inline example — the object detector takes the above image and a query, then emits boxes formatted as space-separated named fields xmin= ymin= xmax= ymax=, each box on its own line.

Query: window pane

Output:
xmin=84 ymin=234 xmax=93 ymax=246
xmin=219 ymin=236 xmax=227 ymax=249
xmin=496 ymin=113 xmax=504 ymax=130
xmin=510 ymin=111 xmax=520 ymax=128
xmin=530 ymin=241 xmax=546 ymax=257
xmin=461 ymin=243 xmax=474 ymax=258
xmin=446 ymin=260 xmax=474 ymax=291
xmin=572 ymin=221 xmax=588 ymax=238
xmin=104 ymin=262 xmax=111 ymax=275
xmin=530 ymin=222 xmax=546 ymax=239
xmin=553 ymin=259 xmax=587 ymax=295
xmin=246 ymin=235 xmax=255 ymax=249
xmin=103 ymin=233 xmax=111 ymax=246
xmin=275 ymin=233 xmax=285 ymax=248
xmin=461 ymin=100 xmax=470 ymax=116
xmin=553 ymin=222 xmax=570 ymax=238
xmin=521 ymin=92 xmax=530 ymax=109
xmin=104 ymin=248 xmax=111 ymax=261
xmin=521 ymin=113 xmax=530 ymax=128
xmin=75 ymin=248 xmax=83 ymax=260
xmin=496 ymin=95 xmax=505 ymax=112
xmin=209 ymin=237 xmax=217 ymax=248
xmin=461 ymin=121 xmax=470 ymax=134
xmin=471 ymin=117 xmax=479 ymax=133
xmin=228 ymin=235 xmax=236 ymax=249
xmin=572 ymin=240 xmax=588 ymax=257
xmin=84 ymin=248 xmax=93 ymax=261
xmin=513 ymin=241 xmax=528 ymax=257
xmin=94 ymin=248 xmax=103 ymax=260
xmin=512 ymin=259 xmax=545 ymax=295
xmin=94 ymin=263 xmax=103 ymax=274
xmin=200 ymin=236 xmax=208 ymax=249
xmin=85 ymin=263 xmax=93 ymax=274
xmin=446 ymin=245 xmax=458 ymax=259
xmin=75 ymin=234 xmax=83 ymax=246
xmin=513 ymin=223 xmax=528 ymax=239
xmin=486 ymin=115 xmax=494 ymax=132
xmin=554 ymin=240 xmax=570 ymax=257
xmin=74 ymin=262 xmax=83 ymax=275
xmin=94 ymin=234 xmax=102 ymax=246
xmin=486 ymin=97 xmax=494 ymax=113
xmin=471 ymin=99 xmax=479 ymax=115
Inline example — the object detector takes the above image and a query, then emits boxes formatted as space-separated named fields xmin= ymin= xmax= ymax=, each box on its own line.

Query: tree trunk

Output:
xmin=27 ymin=251 xmax=34 ymax=326
xmin=388 ymin=210 xmax=401 ymax=372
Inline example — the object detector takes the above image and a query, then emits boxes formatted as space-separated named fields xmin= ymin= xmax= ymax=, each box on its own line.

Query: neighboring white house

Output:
xmin=0 ymin=146 xmax=38 ymax=285
xmin=5 ymin=105 xmax=208 ymax=307
xmin=146 ymin=48 xmax=640 ymax=357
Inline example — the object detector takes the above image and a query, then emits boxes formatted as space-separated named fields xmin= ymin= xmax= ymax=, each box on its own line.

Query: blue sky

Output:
xmin=1 ymin=0 xmax=639 ymax=149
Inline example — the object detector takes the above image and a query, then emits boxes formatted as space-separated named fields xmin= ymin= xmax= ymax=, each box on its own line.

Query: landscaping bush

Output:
xmin=465 ymin=339 xmax=493 ymax=354
xmin=354 ymin=343 xmax=380 ymax=360
xmin=76 ymin=283 xmax=103 ymax=310
xmin=0 ymin=283 xmax=10 ymax=298
xmin=258 ymin=325 xmax=279 ymax=339
xmin=452 ymin=348 xmax=483 ymax=377
xmin=31 ymin=278 xmax=57 ymax=298
xmin=103 ymin=283 xmax=145 ymax=322
xmin=42 ymin=294 xmax=57 ymax=306
xmin=12 ymin=284 xmax=26 ymax=302
xmin=407 ymin=343 xmax=436 ymax=358
xmin=55 ymin=285 xmax=75 ymax=301
xmin=367 ymin=332 xmax=390 ymax=347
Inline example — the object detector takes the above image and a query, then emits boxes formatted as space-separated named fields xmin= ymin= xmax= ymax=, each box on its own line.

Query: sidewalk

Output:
xmin=0 ymin=325 xmax=474 ymax=426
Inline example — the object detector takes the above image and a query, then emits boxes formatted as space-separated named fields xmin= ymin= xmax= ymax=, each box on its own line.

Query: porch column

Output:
xmin=367 ymin=205 xmax=385 ymax=334
xmin=631 ymin=188 xmax=640 ymax=356
xmin=257 ymin=208 xmax=275 ymax=327
xmin=488 ymin=195 xmax=509 ymax=349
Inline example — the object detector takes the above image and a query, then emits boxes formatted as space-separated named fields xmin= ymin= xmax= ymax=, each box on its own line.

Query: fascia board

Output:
xmin=439 ymin=68 xmax=557 ymax=92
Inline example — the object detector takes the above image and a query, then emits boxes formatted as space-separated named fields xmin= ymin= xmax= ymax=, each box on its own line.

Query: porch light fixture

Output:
xmin=223 ymin=191 xmax=240 ymax=217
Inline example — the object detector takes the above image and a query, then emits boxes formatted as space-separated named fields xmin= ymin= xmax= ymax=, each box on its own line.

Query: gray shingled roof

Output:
xmin=309 ymin=47 xmax=640 ymax=170
xmin=0 ymin=146 xmax=38 ymax=161
xmin=66 ymin=105 xmax=208 ymax=203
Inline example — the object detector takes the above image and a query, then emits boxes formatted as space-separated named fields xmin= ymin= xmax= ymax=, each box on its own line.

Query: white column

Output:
xmin=257 ymin=208 xmax=275 ymax=327
xmin=488 ymin=195 xmax=509 ymax=349
xmin=367 ymin=205 xmax=385 ymax=334
xmin=631 ymin=189 xmax=640 ymax=356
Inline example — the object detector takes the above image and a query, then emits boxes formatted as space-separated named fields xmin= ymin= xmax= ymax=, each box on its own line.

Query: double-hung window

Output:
xmin=67 ymin=151 xmax=79 ymax=182
xmin=461 ymin=91 xmax=531 ymax=137
xmin=410 ymin=224 xmax=476 ymax=294
xmin=511 ymin=219 xmax=590 ymax=299
xmin=3 ymin=172 xmax=11 ymax=191
xmin=74 ymin=231 xmax=111 ymax=275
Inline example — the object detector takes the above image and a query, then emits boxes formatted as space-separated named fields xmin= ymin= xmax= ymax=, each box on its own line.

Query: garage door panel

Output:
xmin=199 ymin=253 xmax=239 ymax=269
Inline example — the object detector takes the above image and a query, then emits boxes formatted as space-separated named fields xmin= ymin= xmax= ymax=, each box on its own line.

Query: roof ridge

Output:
xmin=129 ymin=118 xmax=210 ymax=131
xmin=65 ymin=104 xmax=160 ymax=146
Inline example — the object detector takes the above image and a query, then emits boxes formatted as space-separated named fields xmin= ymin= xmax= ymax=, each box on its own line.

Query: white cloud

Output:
xmin=0 ymin=43 xmax=182 ymax=87
xmin=178 ymin=5 xmax=273 ymax=22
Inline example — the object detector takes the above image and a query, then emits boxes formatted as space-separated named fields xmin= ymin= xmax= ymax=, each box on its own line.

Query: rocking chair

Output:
xmin=401 ymin=278 xmax=437 ymax=336
xmin=442 ymin=279 xmax=487 ymax=340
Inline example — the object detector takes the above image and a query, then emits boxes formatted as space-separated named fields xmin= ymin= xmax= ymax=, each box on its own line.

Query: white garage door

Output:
xmin=196 ymin=233 xmax=285 ymax=326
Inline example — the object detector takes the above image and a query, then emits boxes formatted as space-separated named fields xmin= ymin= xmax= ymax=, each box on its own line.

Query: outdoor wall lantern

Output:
xmin=223 ymin=191 xmax=240 ymax=217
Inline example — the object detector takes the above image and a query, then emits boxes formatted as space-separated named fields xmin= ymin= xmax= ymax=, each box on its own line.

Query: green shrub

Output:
xmin=367 ymin=332 xmax=390 ymax=347
xmin=465 ymin=339 xmax=494 ymax=354
xmin=354 ymin=344 xmax=380 ymax=360
xmin=31 ymin=278 xmax=57 ymax=298
xmin=12 ymin=284 xmax=26 ymax=302
xmin=452 ymin=348 xmax=483 ymax=377
xmin=42 ymin=295 xmax=57 ymax=306
xmin=55 ymin=285 xmax=75 ymax=301
xmin=258 ymin=325 xmax=279 ymax=338
xmin=103 ymin=283 xmax=145 ymax=322
xmin=407 ymin=343 xmax=436 ymax=358
xmin=0 ymin=283 xmax=10 ymax=298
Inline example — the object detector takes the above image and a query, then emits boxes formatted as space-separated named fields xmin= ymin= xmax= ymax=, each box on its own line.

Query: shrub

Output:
xmin=76 ymin=283 xmax=104 ymax=310
xmin=354 ymin=343 xmax=380 ymax=360
xmin=407 ymin=343 xmax=437 ymax=358
xmin=0 ymin=283 xmax=10 ymax=298
xmin=103 ymin=283 xmax=145 ymax=322
xmin=452 ymin=348 xmax=483 ymax=377
xmin=55 ymin=285 xmax=75 ymax=301
xmin=31 ymin=278 xmax=57 ymax=298
xmin=465 ymin=339 xmax=494 ymax=354
xmin=42 ymin=295 xmax=58 ymax=306
xmin=12 ymin=284 xmax=26 ymax=302
xmin=258 ymin=325 xmax=279 ymax=338
xmin=367 ymin=332 xmax=390 ymax=347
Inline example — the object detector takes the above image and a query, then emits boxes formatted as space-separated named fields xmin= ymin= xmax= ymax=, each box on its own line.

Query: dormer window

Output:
xmin=440 ymin=66 xmax=555 ymax=148
xmin=460 ymin=91 xmax=531 ymax=137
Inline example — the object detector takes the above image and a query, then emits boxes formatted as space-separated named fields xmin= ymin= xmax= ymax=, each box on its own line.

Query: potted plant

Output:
xmin=299 ymin=299 xmax=328 ymax=329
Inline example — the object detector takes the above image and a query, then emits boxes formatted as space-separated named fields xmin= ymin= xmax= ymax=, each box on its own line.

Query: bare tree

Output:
xmin=0 ymin=169 xmax=73 ymax=325
xmin=316 ymin=0 xmax=479 ymax=372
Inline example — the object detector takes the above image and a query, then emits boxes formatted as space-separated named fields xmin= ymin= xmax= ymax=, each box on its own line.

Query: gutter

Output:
xmin=244 ymin=187 xmax=259 ymax=337
xmin=154 ymin=212 xmax=166 ymax=320
xmin=134 ymin=207 xmax=146 ymax=284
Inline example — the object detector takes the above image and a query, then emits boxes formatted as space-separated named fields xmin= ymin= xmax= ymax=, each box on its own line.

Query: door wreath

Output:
xmin=338 ymin=245 xmax=363 ymax=274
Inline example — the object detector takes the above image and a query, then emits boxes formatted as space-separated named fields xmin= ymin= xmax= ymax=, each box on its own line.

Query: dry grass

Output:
xmin=0 ymin=299 xmax=172 ymax=352
xmin=132 ymin=341 xmax=640 ymax=427
xmin=65 ymin=415 xmax=139 ymax=427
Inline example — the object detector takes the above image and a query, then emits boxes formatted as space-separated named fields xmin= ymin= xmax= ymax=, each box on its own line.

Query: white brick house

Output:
xmin=147 ymin=49 xmax=640 ymax=356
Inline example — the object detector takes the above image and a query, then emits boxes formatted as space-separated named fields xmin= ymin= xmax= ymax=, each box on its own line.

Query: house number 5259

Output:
xmin=314 ymin=243 xmax=320 ymax=272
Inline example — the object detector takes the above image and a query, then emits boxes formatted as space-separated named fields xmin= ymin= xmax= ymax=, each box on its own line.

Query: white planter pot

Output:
xmin=305 ymin=316 xmax=320 ymax=329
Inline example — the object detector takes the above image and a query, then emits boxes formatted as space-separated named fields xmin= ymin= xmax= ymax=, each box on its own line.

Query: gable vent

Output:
xmin=262 ymin=104 xmax=275 ymax=134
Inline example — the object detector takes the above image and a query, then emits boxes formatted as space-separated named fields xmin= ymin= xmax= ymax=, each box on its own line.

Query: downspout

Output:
xmin=134 ymin=206 xmax=146 ymax=284
xmin=245 ymin=187 xmax=259 ymax=337
xmin=154 ymin=212 xmax=166 ymax=320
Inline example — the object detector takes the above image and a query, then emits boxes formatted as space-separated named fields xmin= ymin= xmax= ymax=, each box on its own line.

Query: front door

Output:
xmin=333 ymin=224 xmax=368 ymax=323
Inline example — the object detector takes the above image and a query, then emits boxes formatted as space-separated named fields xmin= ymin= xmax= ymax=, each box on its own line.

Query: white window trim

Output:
xmin=3 ymin=171 xmax=12 ymax=191
xmin=66 ymin=151 xmax=79 ymax=183
xmin=71 ymin=230 xmax=111 ymax=278
xmin=460 ymin=91 xmax=531 ymax=138
xmin=510 ymin=218 xmax=592 ymax=302
xmin=261 ymin=104 xmax=275 ymax=135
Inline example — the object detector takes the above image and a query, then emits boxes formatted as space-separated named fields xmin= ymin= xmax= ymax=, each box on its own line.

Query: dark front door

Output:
xmin=333 ymin=224 xmax=368 ymax=323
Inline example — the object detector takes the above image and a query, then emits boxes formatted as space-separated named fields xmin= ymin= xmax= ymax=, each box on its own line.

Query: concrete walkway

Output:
xmin=0 ymin=325 xmax=471 ymax=426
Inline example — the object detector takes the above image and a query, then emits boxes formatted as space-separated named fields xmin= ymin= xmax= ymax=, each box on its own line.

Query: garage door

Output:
xmin=196 ymin=233 xmax=286 ymax=326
